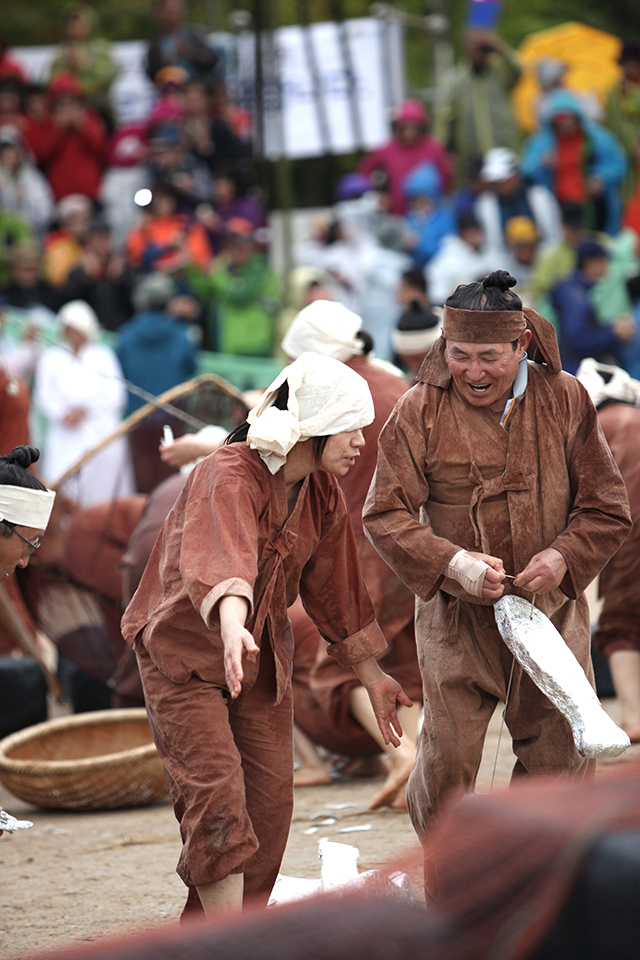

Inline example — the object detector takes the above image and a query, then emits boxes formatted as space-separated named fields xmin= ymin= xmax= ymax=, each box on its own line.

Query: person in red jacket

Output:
xmin=24 ymin=74 xmax=107 ymax=202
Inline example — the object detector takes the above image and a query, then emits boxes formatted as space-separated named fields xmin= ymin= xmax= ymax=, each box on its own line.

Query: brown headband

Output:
xmin=442 ymin=306 xmax=527 ymax=343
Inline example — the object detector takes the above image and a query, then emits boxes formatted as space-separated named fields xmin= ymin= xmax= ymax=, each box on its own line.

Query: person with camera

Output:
xmin=434 ymin=30 xmax=522 ymax=179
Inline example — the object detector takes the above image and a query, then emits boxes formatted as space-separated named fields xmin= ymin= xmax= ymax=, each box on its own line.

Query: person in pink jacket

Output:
xmin=358 ymin=100 xmax=453 ymax=216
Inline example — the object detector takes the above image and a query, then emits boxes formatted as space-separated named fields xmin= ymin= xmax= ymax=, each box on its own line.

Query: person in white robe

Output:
xmin=34 ymin=300 xmax=135 ymax=506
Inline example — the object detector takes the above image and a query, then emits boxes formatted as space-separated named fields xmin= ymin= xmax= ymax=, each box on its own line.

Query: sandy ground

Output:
xmin=1 ymin=694 xmax=637 ymax=960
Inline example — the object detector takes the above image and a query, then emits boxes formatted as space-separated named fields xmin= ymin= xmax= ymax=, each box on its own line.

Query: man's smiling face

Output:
xmin=445 ymin=331 xmax=531 ymax=413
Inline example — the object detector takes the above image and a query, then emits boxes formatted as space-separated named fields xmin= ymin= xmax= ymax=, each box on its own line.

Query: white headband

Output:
xmin=0 ymin=485 xmax=56 ymax=529
xmin=391 ymin=324 xmax=443 ymax=354
xmin=246 ymin=352 xmax=374 ymax=475
xmin=282 ymin=300 xmax=364 ymax=362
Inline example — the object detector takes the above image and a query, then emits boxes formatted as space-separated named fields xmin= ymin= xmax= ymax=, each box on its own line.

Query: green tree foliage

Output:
xmin=4 ymin=0 xmax=638 ymax=51
xmin=500 ymin=0 xmax=640 ymax=47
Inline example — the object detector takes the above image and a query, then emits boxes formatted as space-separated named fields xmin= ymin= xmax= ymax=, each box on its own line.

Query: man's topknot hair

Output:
xmin=445 ymin=270 xmax=522 ymax=312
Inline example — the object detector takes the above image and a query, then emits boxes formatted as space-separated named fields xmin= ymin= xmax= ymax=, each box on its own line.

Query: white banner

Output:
xmin=13 ymin=17 xmax=404 ymax=158
xmin=248 ymin=17 xmax=405 ymax=159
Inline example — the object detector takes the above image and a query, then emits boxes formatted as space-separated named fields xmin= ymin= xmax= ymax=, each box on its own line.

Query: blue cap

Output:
xmin=576 ymin=239 xmax=609 ymax=268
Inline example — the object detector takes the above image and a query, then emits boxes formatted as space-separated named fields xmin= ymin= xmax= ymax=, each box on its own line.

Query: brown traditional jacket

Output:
xmin=363 ymin=355 xmax=631 ymax=631
xmin=122 ymin=443 xmax=386 ymax=701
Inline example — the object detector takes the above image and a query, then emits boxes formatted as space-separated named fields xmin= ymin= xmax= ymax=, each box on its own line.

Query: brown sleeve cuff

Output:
xmin=200 ymin=578 xmax=254 ymax=628
xmin=326 ymin=620 xmax=388 ymax=667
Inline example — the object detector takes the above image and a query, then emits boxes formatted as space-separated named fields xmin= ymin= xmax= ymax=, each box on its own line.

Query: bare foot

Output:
xmin=391 ymin=786 xmax=408 ymax=811
xmin=294 ymin=765 xmax=333 ymax=787
xmin=368 ymin=758 xmax=415 ymax=810
xmin=624 ymin=727 xmax=640 ymax=744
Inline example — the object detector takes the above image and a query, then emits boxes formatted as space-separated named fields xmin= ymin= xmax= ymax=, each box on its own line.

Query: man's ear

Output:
xmin=519 ymin=329 xmax=533 ymax=356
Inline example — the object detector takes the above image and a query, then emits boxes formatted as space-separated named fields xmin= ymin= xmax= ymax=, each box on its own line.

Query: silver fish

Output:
xmin=494 ymin=595 xmax=630 ymax=759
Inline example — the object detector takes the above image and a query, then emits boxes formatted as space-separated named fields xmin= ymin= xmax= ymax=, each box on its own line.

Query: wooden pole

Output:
xmin=51 ymin=374 xmax=246 ymax=492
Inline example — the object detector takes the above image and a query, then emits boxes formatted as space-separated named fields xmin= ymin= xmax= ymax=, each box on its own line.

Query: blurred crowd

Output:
xmin=1 ymin=9 xmax=640 ymax=485
xmin=2 ymin=10 xmax=640 ymax=457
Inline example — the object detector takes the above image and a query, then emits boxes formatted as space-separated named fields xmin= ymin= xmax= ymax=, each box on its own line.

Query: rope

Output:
xmin=3 ymin=310 xmax=207 ymax=429
xmin=50 ymin=373 xmax=246 ymax=490
xmin=490 ymin=654 xmax=516 ymax=794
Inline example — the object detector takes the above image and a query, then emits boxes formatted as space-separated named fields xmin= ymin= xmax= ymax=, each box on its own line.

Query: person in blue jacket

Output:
xmin=520 ymin=89 xmax=627 ymax=236
xmin=550 ymin=240 xmax=637 ymax=375
xmin=117 ymin=272 xmax=198 ymax=492
xmin=403 ymin=162 xmax=456 ymax=269
xmin=117 ymin=272 xmax=198 ymax=417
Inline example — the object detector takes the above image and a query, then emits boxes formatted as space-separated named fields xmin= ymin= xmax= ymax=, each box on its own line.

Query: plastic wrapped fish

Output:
xmin=0 ymin=809 xmax=33 ymax=833
xmin=494 ymin=595 xmax=630 ymax=759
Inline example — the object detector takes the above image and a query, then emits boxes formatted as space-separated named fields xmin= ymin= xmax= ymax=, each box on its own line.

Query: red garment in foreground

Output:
xmin=425 ymin=761 xmax=640 ymax=960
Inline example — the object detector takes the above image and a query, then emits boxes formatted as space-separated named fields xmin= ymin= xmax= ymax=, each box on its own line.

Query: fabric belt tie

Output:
xmin=468 ymin=462 xmax=529 ymax=550
xmin=253 ymin=528 xmax=298 ymax=703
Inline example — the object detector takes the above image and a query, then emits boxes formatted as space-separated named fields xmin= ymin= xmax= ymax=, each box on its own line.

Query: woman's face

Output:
xmin=63 ymin=324 xmax=88 ymax=353
xmin=0 ymin=525 xmax=44 ymax=577
xmin=319 ymin=429 xmax=365 ymax=477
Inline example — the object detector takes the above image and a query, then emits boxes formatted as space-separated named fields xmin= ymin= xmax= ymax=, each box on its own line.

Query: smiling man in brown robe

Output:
xmin=363 ymin=270 xmax=631 ymax=846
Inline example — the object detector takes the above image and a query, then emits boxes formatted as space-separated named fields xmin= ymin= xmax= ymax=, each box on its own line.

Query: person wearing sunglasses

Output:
xmin=0 ymin=445 xmax=54 ymax=577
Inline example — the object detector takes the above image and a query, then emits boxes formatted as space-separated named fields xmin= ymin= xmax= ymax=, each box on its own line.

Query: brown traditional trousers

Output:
xmin=137 ymin=639 xmax=293 ymax=904
xmin=408 ymin=597 xmax=594 ymax=841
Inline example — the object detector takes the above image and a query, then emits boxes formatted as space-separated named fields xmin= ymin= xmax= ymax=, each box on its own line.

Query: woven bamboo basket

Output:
xmin=0 ymin=709 xmax=168 ymax=811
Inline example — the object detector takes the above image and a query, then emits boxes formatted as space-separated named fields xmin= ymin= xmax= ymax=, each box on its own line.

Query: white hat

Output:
xmin=481 ymin=147 xmax=519 ymax=183
xmin=56 ymin=193 xmax=92 ymax=222
xmin=576 ymin=358 xmax=640 ymax=407
xmin=57 ymin=300 xmax=101 ymax=342
xmin=247 ymin=352 xmax=374 ymax=475
xmin=535 ymin=57 xmax=568 ymax=91
xmin=282 ymin=300 xmax=364 ymax=362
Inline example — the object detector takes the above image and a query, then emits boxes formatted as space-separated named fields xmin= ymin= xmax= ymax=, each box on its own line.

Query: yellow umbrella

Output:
xmin=512 ymin=21 xmax=622 ymax=133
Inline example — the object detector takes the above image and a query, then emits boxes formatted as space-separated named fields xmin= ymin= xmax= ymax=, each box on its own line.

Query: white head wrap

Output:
xmin=0 ymin=485 xmax=56 ymax=530
xmin=246 ymin=352 xmax=374 ymax=475
xmin=282 ymin=300 xmax=364 ymax=362
xmin=57 ymin=300 xmax=101 ymax=342
xmin=576 ymin=358 xmax=640 ymax=407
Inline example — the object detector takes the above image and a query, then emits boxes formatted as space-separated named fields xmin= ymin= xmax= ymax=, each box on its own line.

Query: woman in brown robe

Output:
xmin=121 ymin=353 xmax=411 ymax=919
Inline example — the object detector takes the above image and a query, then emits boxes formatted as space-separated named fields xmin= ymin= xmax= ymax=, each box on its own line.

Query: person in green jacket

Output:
xmin=0 ymin=209 xmax=32 ymax=289
xmin=188 ymin=217 xmax=280 ymax=356
xmin=48 ymin=5 xmax=119 ymax=126
xmin=434 ymin=29 xmax=522 ymax=182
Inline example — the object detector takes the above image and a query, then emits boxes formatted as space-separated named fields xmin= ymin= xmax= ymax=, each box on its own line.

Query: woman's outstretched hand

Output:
xmin=218 ymin=596 xmax=258 ymax=698
xmin=353 ymin=657 xmax=413 ymax=747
